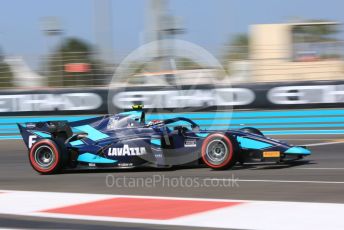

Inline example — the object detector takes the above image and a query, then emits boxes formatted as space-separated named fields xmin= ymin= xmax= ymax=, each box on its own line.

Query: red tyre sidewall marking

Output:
xmin=201 ymin=134 xmax=233 ymax=168
xmin=29 ymin=140 xmax=59 ymax=173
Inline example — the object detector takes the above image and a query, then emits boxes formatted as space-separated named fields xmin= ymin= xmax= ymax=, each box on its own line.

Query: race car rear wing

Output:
xmin=17 ymin=121 xmax=72 ymax=149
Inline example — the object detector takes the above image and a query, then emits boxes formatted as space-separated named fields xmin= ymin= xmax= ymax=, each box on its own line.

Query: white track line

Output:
xmin=0 ymin=229 xmax=26 ymax=230
xmin=205 ymin=178 xmax=344 ymax=184
xmin=302 ymin=140 xmax=344 ymax=146
xmin=296 ymin=168 xmax=344 ymax=170
xmin=280 ymin=139 xmax=336 ymax=141
xmin=1 ymin=190 xmax=344 ymax=230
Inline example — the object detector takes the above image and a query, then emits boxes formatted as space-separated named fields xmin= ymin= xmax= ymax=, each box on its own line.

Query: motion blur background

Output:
xmin=2 ymin=2 xmax=344 ymax=229
xmin=1 ymin=0 xmax=344 ymax=137
xmin=1 ymin=0 xmax=344 ymax=87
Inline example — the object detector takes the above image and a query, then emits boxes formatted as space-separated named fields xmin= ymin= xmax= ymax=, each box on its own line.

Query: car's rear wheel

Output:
xmin=29 ymin=139 xmax=64 ymax=175
xmin=201 ymin=133 xmax=238 ymax=170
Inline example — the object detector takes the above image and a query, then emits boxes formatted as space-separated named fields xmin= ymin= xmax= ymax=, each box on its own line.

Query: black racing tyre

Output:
xmin=201 ymin=133 xmax=238 ymax=170
xmin=240 ymin=127 xmax=264 ymax=136
xmin=28 ymin=139 xmax=65 ymax=175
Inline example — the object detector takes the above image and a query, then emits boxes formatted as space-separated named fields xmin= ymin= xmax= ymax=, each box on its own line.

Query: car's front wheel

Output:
xmin=28 ymin=139 xmax=64 ymax=175
xmin=201 ymin=133 xmax=238 ymax=170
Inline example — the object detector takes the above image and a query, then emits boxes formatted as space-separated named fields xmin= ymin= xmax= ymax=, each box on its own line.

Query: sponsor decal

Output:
xmin=108 ymin=144 xmax=147 ymax=156
xmin=184 ymin=139 xmax=197 ymax=147
xmin=28 ymin=135 xmax=37 ymax=148
xmin=112 ymin=88 xmax=255 ymax=109
xmin=267 ymin=85 xmax=344 ymax=104
xmin=0 ymin=93 xmax=102 ymax=112
xmin=3 ymin=82 xmax=344 ymax=115
xmin=26 ymin=123 xmax=36 ymax=128
xmin=263 ymin=151 xmax=281 ymax=158
xmin=118 ymin=163 xmax=134 ymax=167
xmin=112 ymin=84 xmax=344 ymax=110
xmin=154 ymin=153 xmax=163 ymax=158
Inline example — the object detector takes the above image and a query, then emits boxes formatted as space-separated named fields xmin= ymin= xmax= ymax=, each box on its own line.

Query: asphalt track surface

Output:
xmin=1 ymin=135 xmax=344 ymax=229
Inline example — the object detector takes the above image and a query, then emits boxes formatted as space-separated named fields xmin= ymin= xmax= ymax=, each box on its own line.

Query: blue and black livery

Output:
xmin=17 ymin=105 xmax=311 ymax=174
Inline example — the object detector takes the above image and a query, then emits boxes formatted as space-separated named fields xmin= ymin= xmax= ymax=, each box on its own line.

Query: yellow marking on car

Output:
xmin=263 ymin=151 xmax=281 ymax=158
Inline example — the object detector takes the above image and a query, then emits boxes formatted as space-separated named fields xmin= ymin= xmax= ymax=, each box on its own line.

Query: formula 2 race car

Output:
xmin=18 ymin=105 xmax=311 ymax=174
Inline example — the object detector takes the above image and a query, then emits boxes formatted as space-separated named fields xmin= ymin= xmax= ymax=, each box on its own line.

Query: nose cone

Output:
xmin=285 ymin=146 xmax=311 ymax=155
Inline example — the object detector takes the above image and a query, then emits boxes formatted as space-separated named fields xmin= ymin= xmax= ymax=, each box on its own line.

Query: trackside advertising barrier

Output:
xmin=0 ymin=80 xmax=344 ymax=115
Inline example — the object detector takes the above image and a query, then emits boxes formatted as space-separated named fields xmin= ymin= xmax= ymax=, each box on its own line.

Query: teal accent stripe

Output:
xmin=120 ymin=111 xmax=142 ymax=116
xmin=156 ymin=117 xmax=344 ymax=125
xmin=195 ymin=133 xmax=210 ymax=137
xmin=77 ymin=153 xmax=117 ymax=163
xmin=150 ymin=139 xmax=161 ymax=146
xmin=3 ymin=108 xmax=344 ymax=140
xmin=6 ymin=123 xmax=344 ymax=135
xmin=237 ymin=136 xmax=272 ymax=149
xmin=196 ymin=124 xmax=344 ymax=130
xmin=285 ymin=146 xmax=311 ymax=155
xmin=69 ymin=140 xmax=84 ymax=146
xmin=0 ymin=116 xmax=96 ymax=140
xmin=0 ymin=130 xmax=23 ymax=134
xmin=0 ymin=125 xmax=19 ymax=129
xmin=0 ymin=115 xmax=95 ymax=124
xmin=33 ymin=131 xmax=51 ymax=138
xmin=0 ymin=135 xmax=21 ymax=140
xmin=232 ymin=109 xmax=344 ymax=118
xmin=148 ymin=109 xmax=344 ymax=119
xmin=74 ymin=125 xmax=109 ymax=141
xmin=263 ymin=130 xmax=344 ymax=135
xmin=2 ymin=108 xmax=344 ymax=125
xmin=201 ymin=123 xmax=344 ymax=129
